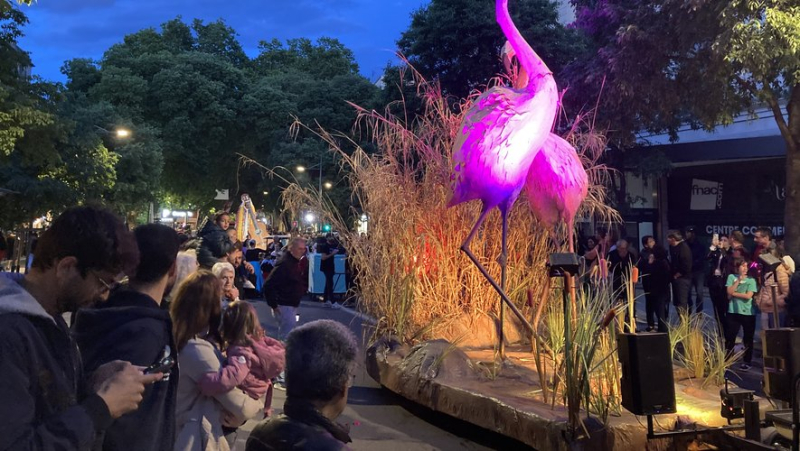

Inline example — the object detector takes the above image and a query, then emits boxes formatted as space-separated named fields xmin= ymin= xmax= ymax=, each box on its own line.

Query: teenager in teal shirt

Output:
xmin=725 ymin=257 xmax=758 ymax=370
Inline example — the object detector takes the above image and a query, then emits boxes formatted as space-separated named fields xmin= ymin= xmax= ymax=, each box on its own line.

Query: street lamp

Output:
xmin=295 ymin=154 xmax=324 ymax=197
xmin=95 ymin=125 xmax=132 ymax=139
xmin=323 ymin=181 xmax=333 ymax=189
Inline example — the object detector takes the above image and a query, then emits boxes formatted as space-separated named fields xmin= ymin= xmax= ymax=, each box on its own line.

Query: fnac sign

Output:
xmin=690 ymin=179 xmax=723 ymax=210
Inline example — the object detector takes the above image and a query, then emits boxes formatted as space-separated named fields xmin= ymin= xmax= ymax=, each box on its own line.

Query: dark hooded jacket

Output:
xmin=0 ymin=276 xmax=113 ymax=450
xmin=245 ymin=398 xmax=351 ymax=451
xmin=197 ymin=220 xmax=233 ymax=269
xmin=72 ymin=289 xmax=178 ymax=451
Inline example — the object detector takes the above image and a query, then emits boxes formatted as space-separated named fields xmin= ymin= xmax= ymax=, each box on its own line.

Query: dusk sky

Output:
xmin=17 ymin=0 xmax=429 ymax=83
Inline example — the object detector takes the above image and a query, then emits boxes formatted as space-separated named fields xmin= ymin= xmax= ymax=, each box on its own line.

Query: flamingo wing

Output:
xmin=449 ymin=86 xmax=553 ymax=209
xmin=524 ymin=133 xmax=589 ymax=229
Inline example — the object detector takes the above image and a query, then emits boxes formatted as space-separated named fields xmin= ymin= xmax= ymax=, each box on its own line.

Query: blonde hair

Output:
xmin=168 ymin=250 xmax=198 ymax=300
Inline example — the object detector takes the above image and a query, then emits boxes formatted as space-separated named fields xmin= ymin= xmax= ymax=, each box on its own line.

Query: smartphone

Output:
xmin=144 ymin=355 xmax=175 ymax=375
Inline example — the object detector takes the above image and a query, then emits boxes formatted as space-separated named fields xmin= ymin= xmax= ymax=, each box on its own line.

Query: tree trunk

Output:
xmin=785 ymin=147 xmax=800 ymax=257
xmin=784 ymin=86 xmax=800 ymax=257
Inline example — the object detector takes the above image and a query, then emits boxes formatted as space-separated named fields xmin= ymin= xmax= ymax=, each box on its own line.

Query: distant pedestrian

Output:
xmin=755 ymin=248 xmax=790 ymax=329
xmin=245 ymin=320 xmax=356 ymax=451
xmin=319 ymin=234 xmax=341 ymax=309
xmin=725 ymin=257 xmax=758 ymax=371
xmin=263 ymin=237 xmax=309 ymax=340
xmin=707 ymin=234 xmax=731 ymax=336
xmin=644 ymin=245 xmax=671 ymax=332
xmin=668 ymin=230 xmax=693 ymax=316
xmin=685 ymin=227 xmax=706 ymax=314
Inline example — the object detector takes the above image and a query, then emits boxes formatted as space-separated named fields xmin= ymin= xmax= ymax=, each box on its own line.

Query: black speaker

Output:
xmin=763 ymin=328 xmax=800 ymax=402
xmin=618 ymin=333 xmax=676 ymax=415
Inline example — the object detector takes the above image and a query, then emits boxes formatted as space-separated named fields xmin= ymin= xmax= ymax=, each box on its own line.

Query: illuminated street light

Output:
xmin=262 ymin=191 xmax=268 ymax=195
xmin=296 ymin=165 xmax=306 ymax=173
xmin=304 ymin=213 xmax=315 ymax=223
xmin=115 ymin=128 xmax=131 ymax=138
xmin=323 ymin=182 xmax=333 ymax=189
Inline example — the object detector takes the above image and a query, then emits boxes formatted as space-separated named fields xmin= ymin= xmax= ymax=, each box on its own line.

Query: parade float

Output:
xmin=245 ymin=1 xmax=800 ymax=449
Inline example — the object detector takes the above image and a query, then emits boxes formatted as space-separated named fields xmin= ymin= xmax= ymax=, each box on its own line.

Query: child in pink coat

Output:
xmin=198 ymin=301 xmax=285 ymax=415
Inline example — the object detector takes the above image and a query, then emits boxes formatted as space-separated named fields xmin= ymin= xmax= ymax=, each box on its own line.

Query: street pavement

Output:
xmin=233 ymin=297 xmax=532 ymax=451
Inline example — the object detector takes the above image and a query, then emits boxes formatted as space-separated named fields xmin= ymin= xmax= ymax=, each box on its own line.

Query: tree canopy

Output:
xmin=1 ymin=5 xmax=380 ymax=227
xmin=397 ymin=0 xmax=584 ymax=100
xmin=565 ymin=0 xmax=800 ymax=253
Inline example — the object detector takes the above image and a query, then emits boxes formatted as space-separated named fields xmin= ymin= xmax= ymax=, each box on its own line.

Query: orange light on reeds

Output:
xmin=626 ymin=263 xmax=637 ymax=333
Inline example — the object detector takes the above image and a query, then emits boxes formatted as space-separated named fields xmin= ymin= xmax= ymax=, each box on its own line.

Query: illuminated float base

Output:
xmin=366 ymin=338 xmax=768 ymax=450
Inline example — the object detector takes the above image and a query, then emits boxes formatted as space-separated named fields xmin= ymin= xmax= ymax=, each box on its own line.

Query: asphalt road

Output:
xmin=232 ymin=297 xmax=533 ymax=451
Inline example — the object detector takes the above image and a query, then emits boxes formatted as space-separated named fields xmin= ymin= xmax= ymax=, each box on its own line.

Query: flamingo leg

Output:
xmin=498 ymin=203 xmax=510 ymax=358
xmin=460 ymin=204 xmax=534 ymax=340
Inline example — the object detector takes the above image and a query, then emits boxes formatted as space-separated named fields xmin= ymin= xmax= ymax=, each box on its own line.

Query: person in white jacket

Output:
xmin=170 ymin=270 xmax=263 ymax=451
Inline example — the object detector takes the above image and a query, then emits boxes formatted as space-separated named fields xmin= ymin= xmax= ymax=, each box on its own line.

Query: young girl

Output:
xmin=198 ymin=301 xmax=285 ymax=415
xmin=725 ymin=257 xmax=758 ymax=371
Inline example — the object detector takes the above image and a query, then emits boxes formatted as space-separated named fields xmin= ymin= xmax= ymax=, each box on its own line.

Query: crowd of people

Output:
xmin=0 ymin=206 xmax=357 ymax=451
xmin=580 ymin=226 xmax=799 ymax=371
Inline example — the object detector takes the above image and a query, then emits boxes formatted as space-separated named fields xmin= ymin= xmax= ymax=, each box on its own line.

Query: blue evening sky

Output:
xmin=16 ymin=0 xmax=429 ymax=83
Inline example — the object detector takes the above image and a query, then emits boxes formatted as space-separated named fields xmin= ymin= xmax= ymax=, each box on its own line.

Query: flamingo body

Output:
xmin=448 ymin=78 xmax=559 ymax=210
xmin=524 ymin=133 xmax=589 ymax=249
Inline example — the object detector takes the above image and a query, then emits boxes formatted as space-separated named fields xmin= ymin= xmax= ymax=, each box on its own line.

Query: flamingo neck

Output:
xmin=496 ymin=0 xmax=551 ymax=84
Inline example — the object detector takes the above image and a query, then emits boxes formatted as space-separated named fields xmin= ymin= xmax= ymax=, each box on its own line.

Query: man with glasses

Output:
xmin=73 ymin=223 xmax=181 ymax=451
xmin=0 ymin=206 xmax=163 ymax=450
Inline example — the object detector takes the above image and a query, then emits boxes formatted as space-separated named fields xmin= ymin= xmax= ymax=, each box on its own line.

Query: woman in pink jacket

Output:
xmin=198 ymin=301 xmax=285 ymax=416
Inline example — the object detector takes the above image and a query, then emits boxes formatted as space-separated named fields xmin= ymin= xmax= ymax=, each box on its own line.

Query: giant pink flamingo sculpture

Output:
xmin=501 ymin=40 xmax=588 ymax=253
xmin=448 ymin=0 xmax=559 ymax=342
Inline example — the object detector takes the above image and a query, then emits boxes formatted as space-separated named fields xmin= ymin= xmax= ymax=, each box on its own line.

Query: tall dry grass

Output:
xmin=272 ymin=60 xmax=618 ymax=347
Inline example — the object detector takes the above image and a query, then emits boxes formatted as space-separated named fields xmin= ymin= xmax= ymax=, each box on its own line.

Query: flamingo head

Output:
xmin=500 ymin=41 xmax=529 ymax=90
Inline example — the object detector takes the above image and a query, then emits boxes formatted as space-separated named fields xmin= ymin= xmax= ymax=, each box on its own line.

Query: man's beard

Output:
xmin=57 ymin=291 xmax=100 ymax=315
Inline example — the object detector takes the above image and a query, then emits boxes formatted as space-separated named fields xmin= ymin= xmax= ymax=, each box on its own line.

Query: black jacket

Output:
xmin=245 ymin=398 xmax=351 ymax=451
xmin=707 ymin=248 xmax=730 ymax=280
xmin=0 ymin=276 xmax=113 ymax=450
xmin=687 ymin=239 xmax=706 ymax=274
xmin=72 ymin=289 xmax=178 ymax=451
xmin=197 ymin=221 xmax=232 ymax=268
xmin=264 ymin=253 xmax=308 ymax=308
xmin=669 ymin=241 xmax=692 ymax=279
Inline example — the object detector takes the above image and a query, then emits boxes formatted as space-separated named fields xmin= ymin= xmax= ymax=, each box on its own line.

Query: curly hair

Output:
xmin=32 ymin=205 xmax=138 ymax=277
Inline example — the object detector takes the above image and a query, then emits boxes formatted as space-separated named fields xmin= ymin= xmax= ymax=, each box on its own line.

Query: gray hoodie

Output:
xmin=0 ymin=276 xmax=112 ymax=450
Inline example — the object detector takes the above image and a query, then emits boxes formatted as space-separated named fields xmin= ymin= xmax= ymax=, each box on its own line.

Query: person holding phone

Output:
xmin=707 ymin=233 xmax=731 ymax=336
xmin=725 ymin=257 xmax=758 ymax=371
xmin=73 ymin=223 xmax=182 ymax=451
xmin=0 ymin=206 xmax=163 ymax=450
